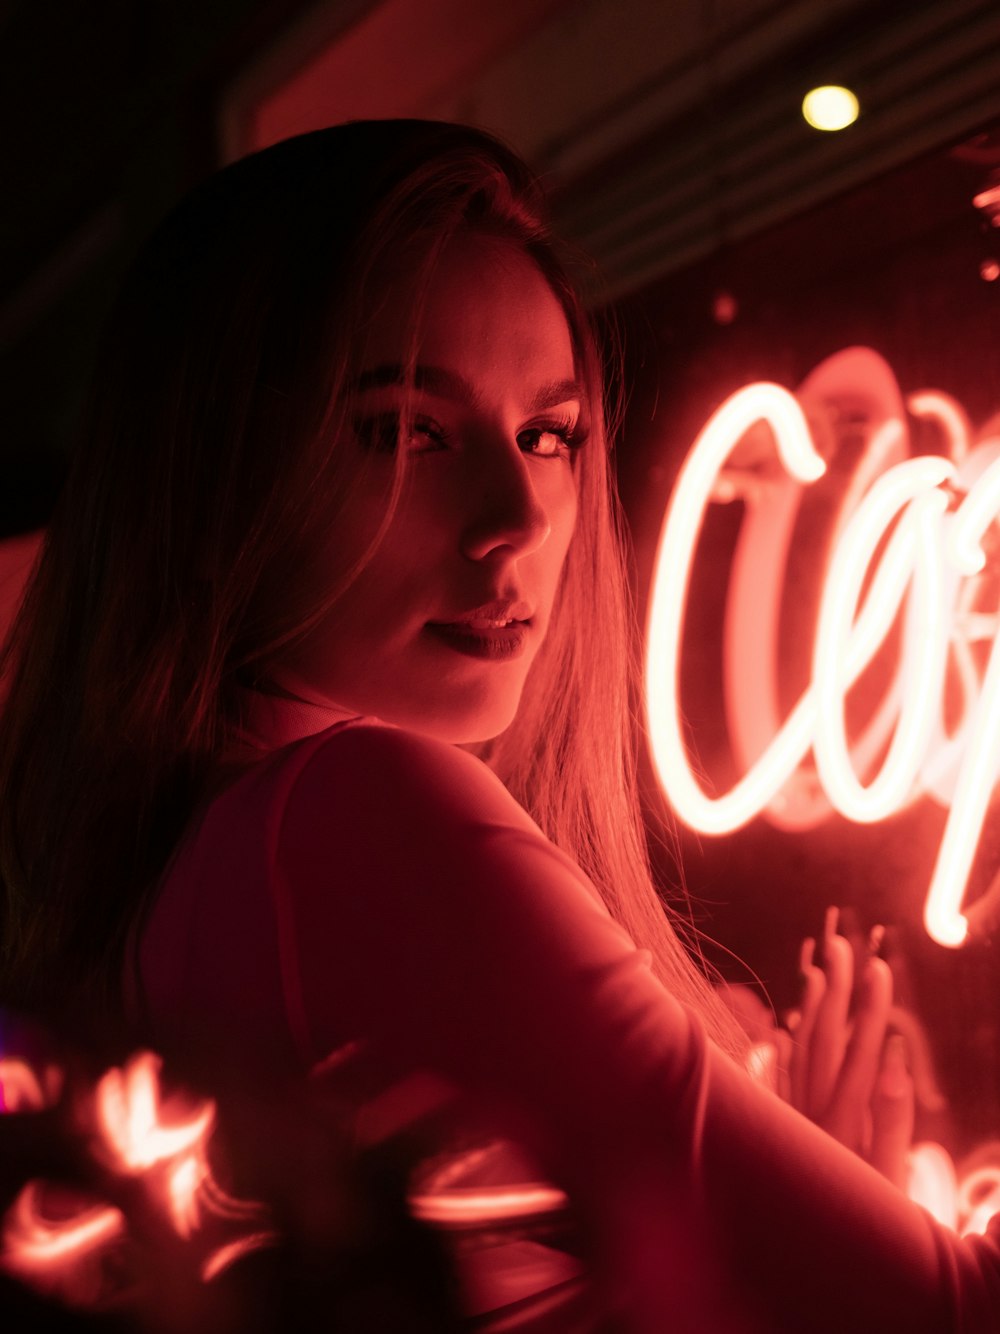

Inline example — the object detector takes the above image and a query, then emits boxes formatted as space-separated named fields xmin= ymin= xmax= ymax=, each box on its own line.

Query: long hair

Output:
xmin=0 ymin=120 xmax=745 ymax=1056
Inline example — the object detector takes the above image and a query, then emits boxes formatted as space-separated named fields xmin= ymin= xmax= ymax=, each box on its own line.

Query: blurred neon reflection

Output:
xmin=96 ymin=1051 xmax=214 ymax=1174
xmin=908 ymin=1142 xmax=1000 ymax=1237
xmin=0 ymin=1057 xmax=49 ymax=1112
xmin=4 ymin=1184 xmax=124 ymax=1266
xmin=645 ymin=348 xmax=1000 ymax=947
xmin=2 ymin=1051 xmax=273 ymax=1303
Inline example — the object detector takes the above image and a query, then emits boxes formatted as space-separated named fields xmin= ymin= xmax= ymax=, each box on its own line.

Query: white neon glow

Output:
xmin=920 ymin=442 xmax=1000 ymax=809
xmin=646 ymin=351 xmax=1000 ymax=947
xmin=645 ymin=383 xmax=825 ymax=834
xmin=722 ymin=352 xmax=912 ymax=830
xmin=812 ymin=458 xmax=952 ymax=821
xmin=920 ymin=454 xmax=1000 ymax=945
xmin=906 ymin=1143 xmax=959 ymax=1228
xmin=944 ymin=453 xmax=1000 ymax=575
xmin=957 ymin=1164 xmax=1000 ymax=1237
xmin=93 ymin=1051 xmax=275 ymax=1263
xmin=96 ymin=1052 xmax=215 ymax=1171
xmin=906 ymin=1143 xmax=1000 ymax=1237
xmin=167 ymin=1152 xmax=206 ymax=1238
xmin=721 ymin=455 xmax=814 ymax=827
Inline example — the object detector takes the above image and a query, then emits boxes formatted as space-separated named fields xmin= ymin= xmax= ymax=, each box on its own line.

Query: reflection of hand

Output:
xmin=787 ymin=907 xmax=914 ymax=1190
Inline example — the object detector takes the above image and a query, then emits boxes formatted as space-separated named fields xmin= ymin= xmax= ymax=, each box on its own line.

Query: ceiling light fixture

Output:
xmin=802 ymin=85 xmax=860 ymax=132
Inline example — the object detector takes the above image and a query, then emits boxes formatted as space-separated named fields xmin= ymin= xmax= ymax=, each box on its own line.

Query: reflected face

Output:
xmin=277 ymin=232 xmax=583 ymax=743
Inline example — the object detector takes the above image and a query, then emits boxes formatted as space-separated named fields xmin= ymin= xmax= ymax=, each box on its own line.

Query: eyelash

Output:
xmin=353 ymin=411 xmax=587 ymax=459
xmin=518 ymin=414 xmax=586 ymax=459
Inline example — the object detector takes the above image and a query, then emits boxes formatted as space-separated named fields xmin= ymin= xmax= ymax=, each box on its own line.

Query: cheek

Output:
xmin=322 ymin=480 xmax=422 ymax=598
xmin=352 ymin=492 xmax=450 ymax=614
xmin=551 ymin=480 xmax=579 ymax=571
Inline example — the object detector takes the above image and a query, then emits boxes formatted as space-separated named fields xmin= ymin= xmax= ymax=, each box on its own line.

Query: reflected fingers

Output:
xmin=806 ymin=907 xmax=853 ymax=1119
xmin=870 ymin=1034 xmax=915 ymax=1191
xmin=788 ymin=935 xmax=826 ymax=1114
xmin=823 ymin=955 xmax=892 ymax=1150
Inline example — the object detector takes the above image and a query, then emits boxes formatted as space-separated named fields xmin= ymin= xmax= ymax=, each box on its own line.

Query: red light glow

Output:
xmin=409 ymin=1182 xmax=569 ymax=1226
xmin=3 ymin=1183 xmax=124 ymax=1266
xmin=0 ymin=1058 xmax=48 ymax=1112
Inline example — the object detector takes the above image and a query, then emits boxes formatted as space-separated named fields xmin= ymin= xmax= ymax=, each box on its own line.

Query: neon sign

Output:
xmin=645 ymin=347 xmax=1000 ymax=947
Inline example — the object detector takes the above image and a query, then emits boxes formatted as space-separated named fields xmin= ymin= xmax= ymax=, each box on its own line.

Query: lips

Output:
xmin=425 ymin=618 xmax=529 ymax=661
xmin=429 ymin=598 xmax=533 ymax=630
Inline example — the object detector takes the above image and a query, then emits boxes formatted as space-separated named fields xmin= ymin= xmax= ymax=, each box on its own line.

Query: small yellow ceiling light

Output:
xmin=802 ymin=85 xmax=859 ymax=132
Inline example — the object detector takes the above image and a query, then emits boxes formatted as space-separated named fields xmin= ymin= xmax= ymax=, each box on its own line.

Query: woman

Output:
xmin=0 ymin=120 xmax=996 ymax=1331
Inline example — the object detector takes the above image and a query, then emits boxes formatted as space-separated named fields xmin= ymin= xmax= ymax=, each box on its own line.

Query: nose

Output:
xmin=459 ymin=444 xmax=552 ymax=562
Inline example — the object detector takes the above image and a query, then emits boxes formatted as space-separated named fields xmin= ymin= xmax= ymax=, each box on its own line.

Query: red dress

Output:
xmin=135 ymin=701 xmax=1000 ymax=1332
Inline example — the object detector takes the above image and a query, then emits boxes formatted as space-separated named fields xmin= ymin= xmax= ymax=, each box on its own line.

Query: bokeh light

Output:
xmin=802 ymin=85 xmax=860 ymax=132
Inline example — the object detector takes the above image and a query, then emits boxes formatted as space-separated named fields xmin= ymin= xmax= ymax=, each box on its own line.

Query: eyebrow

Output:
xmin=349 ymin=363 xmax=584 ymax=412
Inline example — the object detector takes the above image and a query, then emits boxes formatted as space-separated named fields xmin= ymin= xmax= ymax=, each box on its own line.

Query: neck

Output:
xmin=235 ymin=676 xmax=363 ymax=754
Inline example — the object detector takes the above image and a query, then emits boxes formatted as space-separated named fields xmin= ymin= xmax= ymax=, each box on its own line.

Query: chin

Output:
xmin=403 ymin=687 xmax=523 ymax=747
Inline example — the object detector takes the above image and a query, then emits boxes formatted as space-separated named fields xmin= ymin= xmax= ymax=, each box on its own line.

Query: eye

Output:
xmin=352 ymin=412 xmax=447 ymax=454
xmin=516 ymin=417 xmax=585 ymax=459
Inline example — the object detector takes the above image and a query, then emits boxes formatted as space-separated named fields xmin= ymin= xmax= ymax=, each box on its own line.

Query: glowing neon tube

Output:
xmin=645 ymin=383 xmax=825 ymax=833
xmin=645 ymin=353 xmax=1000 ymax=947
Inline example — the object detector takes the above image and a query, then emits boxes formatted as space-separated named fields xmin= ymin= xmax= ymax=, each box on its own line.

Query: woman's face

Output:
xmin=277 ymin=231 xmax=582 ymax=743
